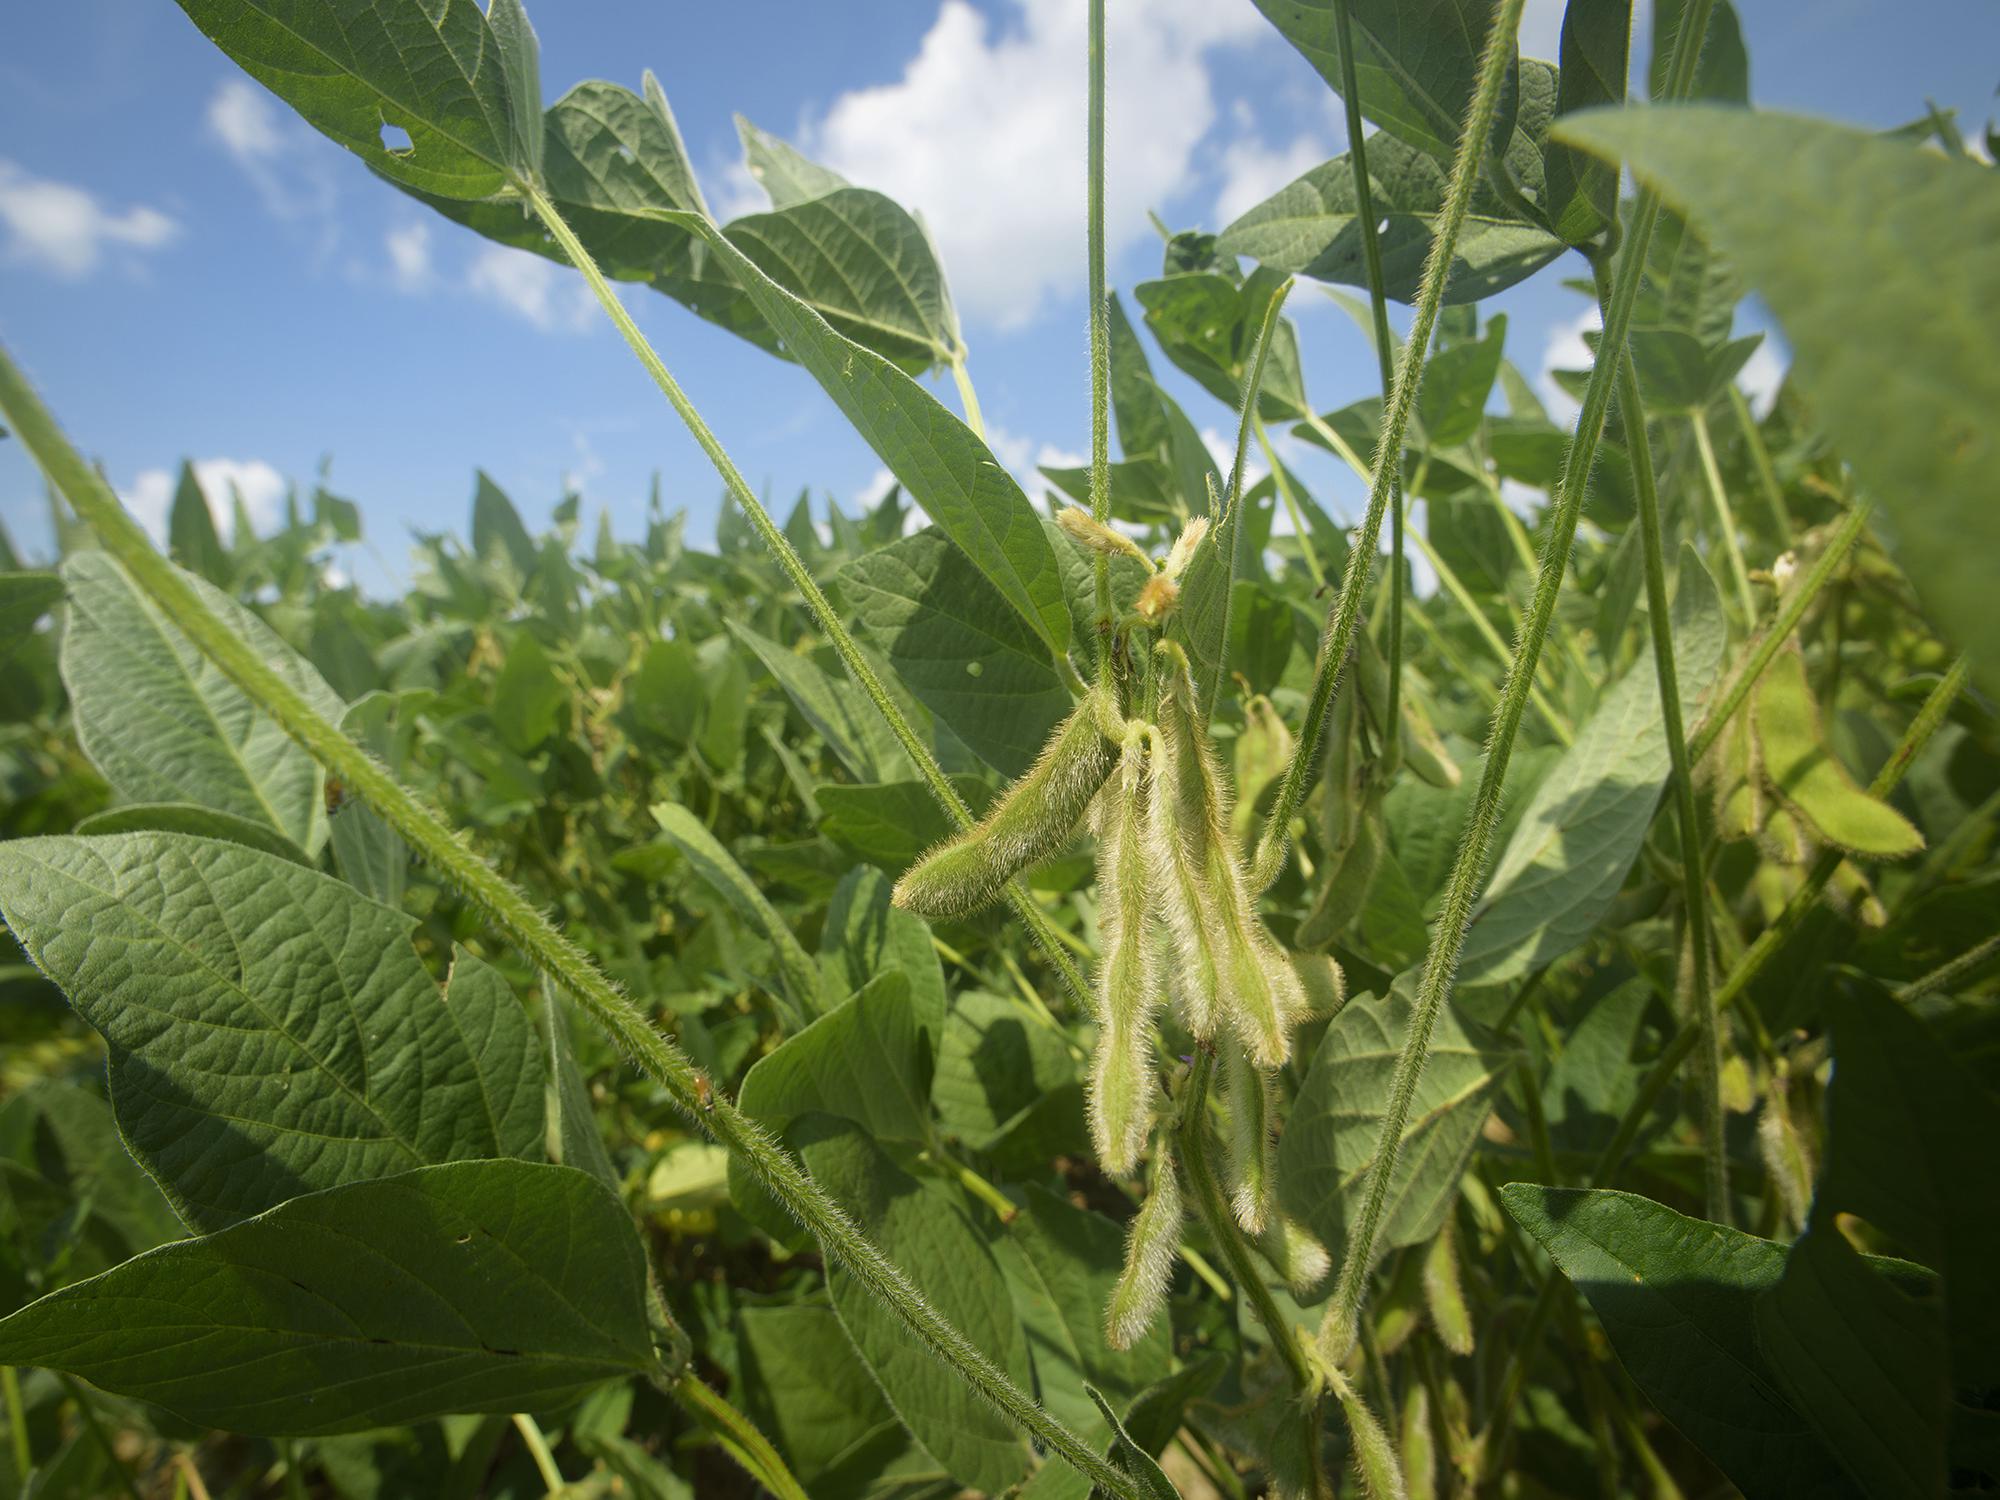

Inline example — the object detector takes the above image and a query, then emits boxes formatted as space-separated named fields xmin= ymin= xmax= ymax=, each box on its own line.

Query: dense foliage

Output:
xmin=0 ymin=1 xmax=1995 ymax=1497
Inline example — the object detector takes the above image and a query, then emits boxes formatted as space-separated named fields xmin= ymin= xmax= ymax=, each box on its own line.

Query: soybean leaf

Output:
xmin=1755 ymin=1228 xmax=1949 ymax=1500
xmin=796 ymin=1116 xmax=1035 ymax=1496
xmin=735 ymin=115 xmax=849 ymax=208
xmin=1133 ymin=268 xmax=1307 ymax=420
xmin=1088 ymin=1386 xmax=1182 ymax=1500
xmin=816 ymin=865 xmax=946 ymax=1049
xmin=1218 ymin=128 xmax=1563 ymax=305
xmin=1418 ymin=312 xmax=1507 ymax=447
xmin=1501 ymin=1185 xmax=1859 ymax=1500
xmin=0 ymin=1161 xmax=654 ymax=1435
xmin=0 ymin=833 xmax=545 ymax=1231
xmin=664 ymin=213 xmax=1072 ymax=661
xmin=737 ymin=1303 xmax=930 ymax=1500
xmin=1458 ymin=546 xmax=1726 ymax=984
xmin=817 ymin=779 xmax=963 ymax=873
xmin=651 ymin=801 xmax=822 ymax=1025
xmin=737 ymin=973 xmax=931 ymax=1148
xmin=1648 ymin=0 xmax=1748 ymax=104
xmin=167 ymin=462 xmax=230 ymax=587
xmin=329 ymin=691 xmax=412 ymax=906
xmin=837 ymin=528 xmax=1072 ymax=778
xmin=1553 ymin=106 xmax=2000 ymax=695
xmin=1754 ymin=645 xmax=1924 ymax=858
xmin=1816 ymin=988 xmax=2000 ymax=1388
xmin=1280 ymin=978 xmax=1513 ymax=1276
xmin=1249 ymin=0 xmax=1520 ymax=163
xmin=173 ymin=0 xmax=534 ymax=200
xmin=471 ymin=470 xmax=536 ymax=577
xmin=72 ymin=801 xmax=311 ymax=866
xmin=59 ymin=551 xmax=344 ymax=856
xmin=0 ymin=571 xmax=62 ymax=666
xmin=1107 ymin=293 xmax=1171 ymax=457
xmin=932 ymin=992 xmax=1086 ymax=1167
xmin=0 ymin=1082 xmax=181 ymax=1259
xmin=1543 ymin=0 xmax=1631 ymax=244
xmin=490 ymin=632 xmax=565 ymax=752
xmin=726 ymin=619 xmax=909 ymax=783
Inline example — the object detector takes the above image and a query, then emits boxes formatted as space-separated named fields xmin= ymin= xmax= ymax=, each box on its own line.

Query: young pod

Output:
xmin=1105 ymin=1146 xmax=1181 ymax=1351
xmin=1420 ymin=1218 xmax=1474 ymax=1357
xmin=1258 ymin=1215 xmax=1332 ymax=1297
xmin=1754 ymin=643 xmax=1923 ymax=858
xmin=1221 ymin=1039 xmax=1277 ymax=1234
xmin=1142 ymin=720 xmax=1221 ymax=1039
xmin=893 ymin=687 xmax=1115 ymax=919
xmin=1336 ymin=1379 xmax=1410 ymax=1500
xmin=1087 ymin=727 xmax=1158 ymax=1176
xmin=1401 ymin=1384 xmax=1438 ymax=1500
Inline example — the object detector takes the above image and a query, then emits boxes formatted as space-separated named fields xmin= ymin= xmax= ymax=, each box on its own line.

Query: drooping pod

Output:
xmin=1105 ymin=1140 xmax=1181 ymax=1351
xmin=1141 ymin=720 xmax=1220 ymax=1039
xmin=1220 ymin=1039 xmax=1277 ymax=1234
xmin=1157 ymin=653 xmax=1305 ymax=1068
xmin=892 ymin=685 xmax=1116 ymax=919
xmin=1258 ymin=1215 xmax=1332 ymax=1297
xmin=1335 ymin=1377 xmax=1410 ymax=1500
xmin=1087 ymin=726 xmax=1158 ymax=1176
xmin=1420 ymin=1218 xmax=1474 ymax=1356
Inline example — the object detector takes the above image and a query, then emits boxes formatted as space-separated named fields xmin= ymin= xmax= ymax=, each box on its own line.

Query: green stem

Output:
xmin=1686 ymin=501 xmax=1870 ymax=765
xmin=672 ymin=1372 xmax=810 ymax=1500
xmin=1691 ymin=407 xmax=1757 ymax=623
xmin=1897 ymin=931 xmax=2000 ymax=1003
xmin=513 ymin=189 xmax=1093 ymax=1014
xmin=1613 ymin=341 xmax=1727 ymax=1224
xmin=2 ymin=1366 xmax=29 ymax=1482
xmin=1255 ymin=415 xmax=1327 ymax=589
xmin=1175 ymin=1050 xmax=1329 ymax=1498
xmin=0 ymin=345 xmax=1143 ymax=1500
xmin=1318 ymin=0 xmax=1716 ymax=1361
xmin=1331 ymin=0 xmax=1405 ymax=767
xmin=1727 ymin=385 xmax=1791 ymax=548
xmin=1251 ymin=0 xmax=1530 ymax=891
xmin=1087 ymin=0 xmax=1112 ymax=651
xmin=511 ymin=1414 xmax=564 ymax=1495
xmin=280 ymin=1438 xmax=307 ymax=1500
xmin=948 ymin=353 xmax=986 ymax=441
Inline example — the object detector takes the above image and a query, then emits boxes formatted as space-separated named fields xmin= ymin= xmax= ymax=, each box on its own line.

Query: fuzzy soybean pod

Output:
xmin=1257 ymin=1215 xmax=1332 ymax=1297
xmin=1336 ymin=1376 xmax=1410 ymax=1500
xmin=1158 ymin=674 xmax=1305 ymax=1068
xmin=1088 ymin=726 xmax=1159 ymax=1176
xmin=1221 ymin=1039 xmax=1278 ymax=1234
xmin=892 ymin=686 xmax=1116 ymax=919
xmin=1105 ymin=1143 xmax=1182 ymax=1351
xmin=1141 ymin=720 xmax=1221 ymax=1039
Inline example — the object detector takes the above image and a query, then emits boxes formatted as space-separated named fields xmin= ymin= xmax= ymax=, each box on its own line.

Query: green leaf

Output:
xmin=1458 ymin=546 xmax=1727 ymax=983
xmin=932 ymin=992 xmax=1084 ymax=1164
xmin=737 ymin=972 xmax=932 ymax=1148
xmin=796 ymin=1117 xmax=1034 ymax=1495
xmin=1542 ymin=0 xmax=1631 ymax=245
xmin=1418 ymin=312 xmax=1506 ymax=447
xmin=1755 ymin=1228 xmax=1948 ymax=1500
xmin=1087 ymin=1386 xmax=1182 ymax=1500
xmin=728 ymin=621 xmax=907 ymax=785
xmin=1218 ymin=129 xmax=1562 ymax=305
xmin=1279 ymin=977 xmax=1513 ymax=1276
xmin=1133 ymin=267 xmax=1307 ymax=420
xmin=1552 ymin=106 xmax=2000 ymax=695
xmin=490 ymin=631 xmax=566 ymax=753
xmin=1501 ymin=1185 xmax=1859 ymax=1500
xmin=651 ymin=801 xmax=822 ymax=1026
xmin=735 ymin=115 xmax=851 ymax=209
xmin=1107 ymin=293 xmax=1170 ymax=458
xmin=1250 ymin=0 xmax=1520 ymax=162
xmin=837 ymin=528 xmax=1072 ymax=779
xmin=1648 ymin=0 xmax=1748 ymax=104
xmin=660 ymin=213 xmax=1071 ymax=661
xmin=1754 ymin=646 xmax=1924 ymax=858
xmin=0 ymin=1160 xmax=655 ymax=1434
xmin=817 ymin=779 xmax=962 ymax=873
xmin=0 ymin=571 xmax=62 ymax=665
xmin=0 ymin=833 xmax=545 ymax=1231
xmin=59 ymin=551 xmax=343 ymax=856
xmin=71 ymin=801 xmax=312 ymax=865
xmin=167 ymin=462 xmax=231 ymax=586
xmin=817 ymin=865 xmax=946 ymax=1049
xmin=1817 ymin=989 xmax=2000 ymax=1389
xmin=172 ymin=0 xmax=533 ymax=200
xmin=471 ymin=469 xmax=536 ymax=576
xmin=0 ymin=1082 xmax=181 ymax=1259
xmin=329 ymin=691 xmax=412 ymax=907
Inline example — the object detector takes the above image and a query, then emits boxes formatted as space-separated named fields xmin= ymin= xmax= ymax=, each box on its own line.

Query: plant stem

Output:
xmin=1087 ymin=0 xmax=1112 ymax=651
xmin=1897 ymin=931 xmax=2000 ymax=1002
xmin=511 ymin=1414 xmax=565 ymax=1495
xmin=2 ymin=1366 xmax=28 ymax=1482
xmin=1255 ymin=416 xmax=1327 ymax=589
xmin=280 ymin=1438 xmax=307 ymax=1500
xmin=1727 ymin=385 xmax=1791 ymax=547
xmin=672 ymin=1372 xmax=810 ymax=1500
xmin=1331 ymin=0 xmax=1405 ymax=768
xmin=949 ymin=353 xmax=986 ymax=441
xmin=1690 ymin=407 xmax=1757 ymax=623
xmin=1613 ymin=342 xmax=1727 ymax=1224
xmin=1176 ymin=1050 xmax=1330 ymax=1499
xmin=1251 ymin=0 xmax=1530 ymax=892
xmin=1319 ymin=0 xmax=1716 ymax=1361
xmin=0 ymin=344 xmax=1144 ymax=1500
xmin=1686 ymin=500 xmax=1870 ymax=764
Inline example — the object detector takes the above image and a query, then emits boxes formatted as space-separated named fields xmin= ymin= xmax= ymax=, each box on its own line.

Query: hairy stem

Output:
xmin=1691 ymin=407 xmax=1757 ymax=623
xmin=0 ymin=341 xmax=1143 ymax=1500
xmin=1319 ymin=0 xmax=1717 ymax=1360
xmin=510 ymin=1413 xmax=565 ymax=1495
xmin=1331 ymin=0 xmax=1405 ymax=767
xmin=673 ymin=1372 xmax=810 ymax=1500
xmin=1613 ymin=342 xmax=1727 ymax=1223
xmin=1897 ymin=930 xmax=2000 ymax=1003
xmin=949 ymin=353 xmax=986 ymax=440
xmin=1252 ymin=0 xmax=1531 ymax=891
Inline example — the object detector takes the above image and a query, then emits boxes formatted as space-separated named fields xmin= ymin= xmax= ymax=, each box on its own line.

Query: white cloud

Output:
xmin=385 ymin=222 xmax=432 ymax=291
xmin=0 ymin=159 xmax=177 ymax=278
xmin=467 ymin=243 xmax=595 ymax=332
xmin=1537 ymin=303 xmax=1599 ymax=424
xmin=119 ymin=458 xmax=288 ymax=547
xmin=206 ymin=79 xmax=338 ymax=233
xmin=1735 ymin=333 xmax=1787 ymax=418
xmin=1518 ymin=0 xmax=1569 ymax=63
xmin=1213 ymin=131 xmax=1328 ymax=229
xmin=801 ymin=0 xmax=1265 ymax=329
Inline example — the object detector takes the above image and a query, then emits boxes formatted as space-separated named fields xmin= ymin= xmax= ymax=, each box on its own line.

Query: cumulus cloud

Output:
xmin=798 ymin=0 xmax=1266 ymax=329
xmin=120 ymin=458 xmax=288 ymax=547
xmin=467 ymin=243 xmax=595 ymax=332
xmin=1735 ymin=332 xmax=1788 ymax=418
xmin=1536 ymin=304 xmax=1599 ymax=424
xmin=385 ymin=222 xmax=432 ymax=291
xmin=206 ymin=78 xmax=338 ymax=236
xmin=0 ymin=159 xmax=178 ymax=278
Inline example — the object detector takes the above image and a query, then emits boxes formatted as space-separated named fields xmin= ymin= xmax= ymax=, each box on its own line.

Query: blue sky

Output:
xmin=2 ymin=0 xmax=1995 ymax=590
